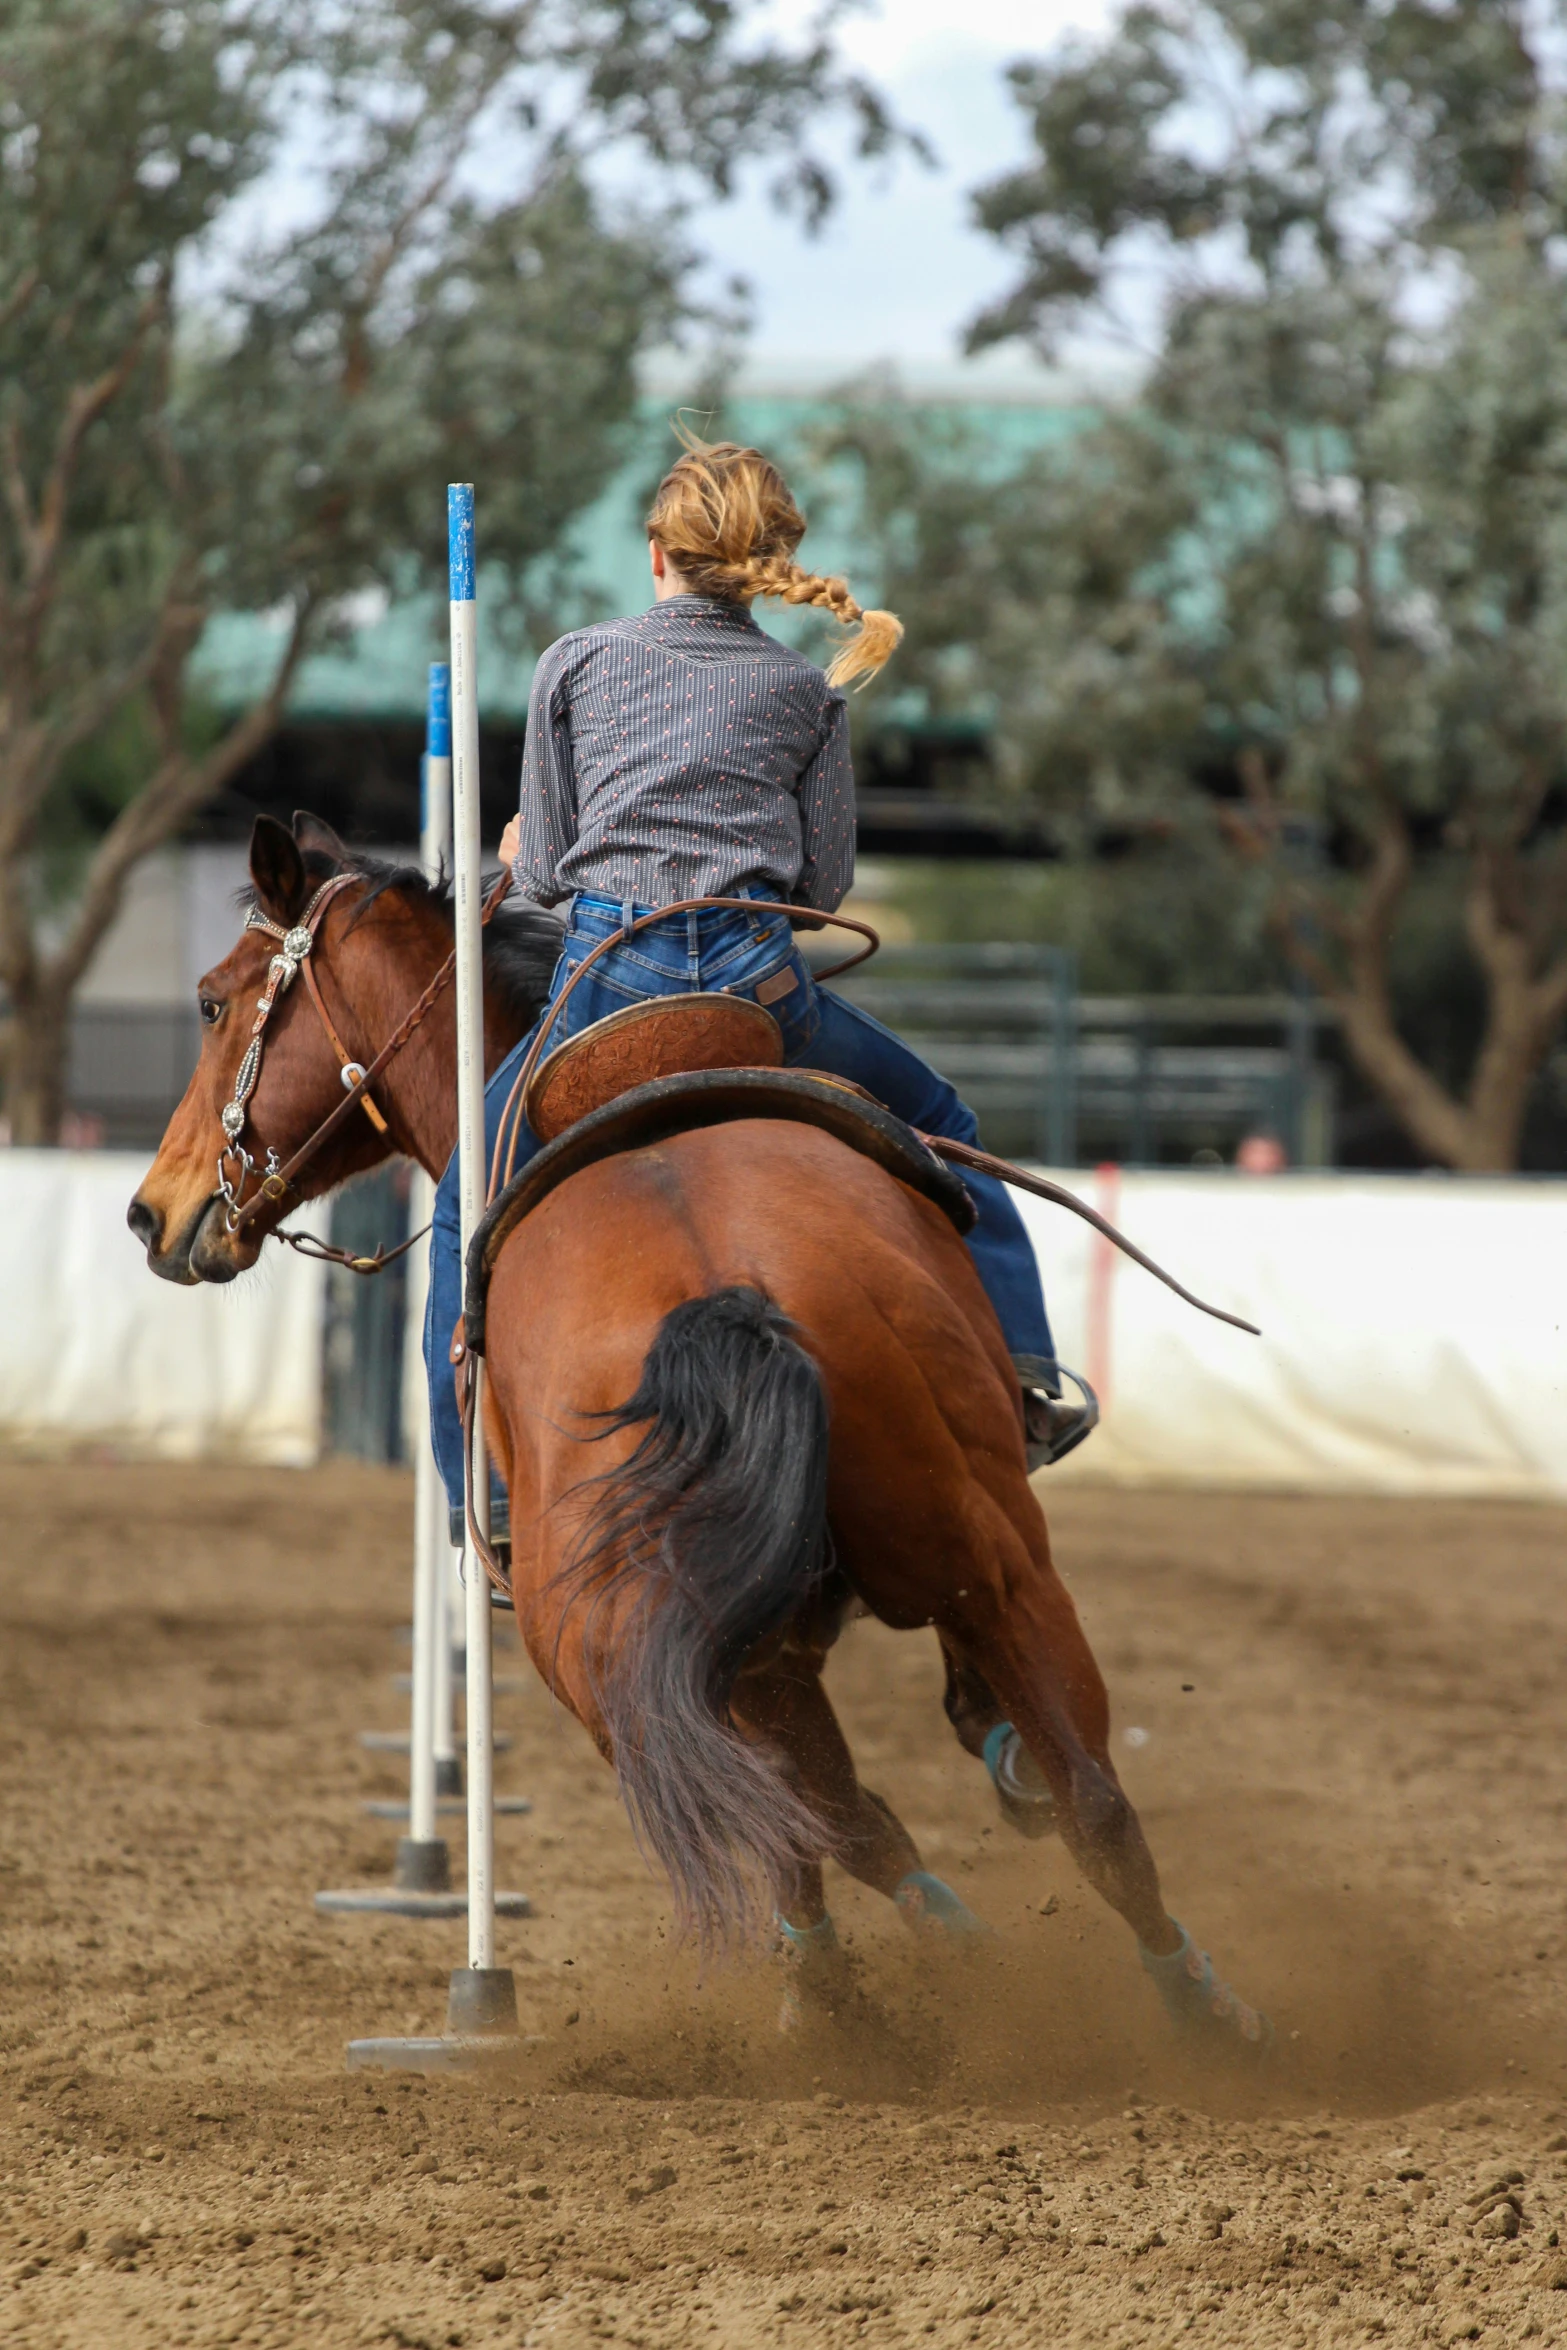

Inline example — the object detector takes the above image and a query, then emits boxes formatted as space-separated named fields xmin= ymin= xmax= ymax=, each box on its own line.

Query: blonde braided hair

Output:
xmin=646 ymin=432 xmax=902 ymax=688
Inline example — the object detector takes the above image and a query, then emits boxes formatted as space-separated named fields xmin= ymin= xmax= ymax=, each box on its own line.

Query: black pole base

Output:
xmin=446 ymin=1966 xmax=518 ymax=2037
xmin=394 ymin=1837 xmax=451 ymax=1894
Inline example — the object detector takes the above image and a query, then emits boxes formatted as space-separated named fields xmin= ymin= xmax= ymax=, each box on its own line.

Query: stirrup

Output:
xmin=1019 ymin=1363 xmax=1099 ymax=1469
xmin=455 ymin=1535 xmax=513 ymax=1607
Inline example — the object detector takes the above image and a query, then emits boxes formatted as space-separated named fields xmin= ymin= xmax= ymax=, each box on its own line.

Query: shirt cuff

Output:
xmin=510 ymin=857 xmax=562 ymax=907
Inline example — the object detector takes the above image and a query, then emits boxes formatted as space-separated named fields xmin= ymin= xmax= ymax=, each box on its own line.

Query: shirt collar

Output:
xmin=637 ymin=594 xmax=764 ymax=636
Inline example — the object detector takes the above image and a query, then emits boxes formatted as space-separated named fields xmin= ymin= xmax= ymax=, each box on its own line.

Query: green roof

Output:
xmin=192 ymin=390 xmax=1087 ymax=725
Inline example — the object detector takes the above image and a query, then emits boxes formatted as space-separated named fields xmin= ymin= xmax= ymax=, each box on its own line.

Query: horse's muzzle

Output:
xmin=128 ymin=1191 xmax=243 ymax=1286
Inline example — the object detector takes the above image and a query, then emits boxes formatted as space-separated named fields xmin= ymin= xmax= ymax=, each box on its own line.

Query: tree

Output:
xmin=885 ymin=0 xmax=1567 ymax=1171
xmin=0 ymin=0 xmax=904 ymax=1142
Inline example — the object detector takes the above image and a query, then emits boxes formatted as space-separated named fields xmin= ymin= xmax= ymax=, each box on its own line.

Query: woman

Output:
xmin=424 ymin=437 xmax=1090 ymax=1534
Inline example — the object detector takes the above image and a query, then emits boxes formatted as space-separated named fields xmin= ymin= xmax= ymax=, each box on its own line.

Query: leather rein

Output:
xmin=487 ymin=894 xmax=879 ymax=1202
xmin=215 ymin=867 xmax=512 ymax=1273
xmin=208 ymin=867 xmax=1258 ymax=1596
xmin=455 ymin=890 xmax=1260 ymax=1602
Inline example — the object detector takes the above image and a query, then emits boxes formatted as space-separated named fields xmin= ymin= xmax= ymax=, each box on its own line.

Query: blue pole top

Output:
xmin=426 ymin=661 xmax=451 ymax=757
xmin=448 ymin=483 xmax=475 ymax=602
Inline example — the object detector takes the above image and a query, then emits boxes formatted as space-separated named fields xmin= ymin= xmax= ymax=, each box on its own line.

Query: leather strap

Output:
xmin=463 ymin=1066 xmax=975 ymax=1356
xmin=490 ymin=894 xmax=881 ymax=1199
xmin=917 ymin=1138 xmax=1262 ymax=1336
xmin=302 ymin=956 xmax=390 ymax=1136
xmin=227 ymin=869 xmax=514 ymax=1232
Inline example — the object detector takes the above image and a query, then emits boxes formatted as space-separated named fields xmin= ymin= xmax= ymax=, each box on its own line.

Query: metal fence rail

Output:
xmin=828 ymin=949 xmax=1336 ymax=1166
xmin=66 ymin=1005 xmax=201 ymax=1149
xmin=50 ymin=961 xmax=1335 ymax=1168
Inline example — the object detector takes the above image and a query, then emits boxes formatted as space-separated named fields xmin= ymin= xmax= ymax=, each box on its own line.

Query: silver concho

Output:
xmin=282 ymin=925 xmax=313 ymax=961
xmin=221 ymin=1100 xmax=247 ymax=1141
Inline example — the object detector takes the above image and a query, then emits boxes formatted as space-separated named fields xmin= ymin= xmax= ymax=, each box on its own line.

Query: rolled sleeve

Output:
xmin=512 ymin=644 xmax=578 ymax=907
xmin=792 ymin=691 xmax=855 ymax=912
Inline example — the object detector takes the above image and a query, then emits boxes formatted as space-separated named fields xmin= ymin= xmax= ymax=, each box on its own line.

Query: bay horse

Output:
xmin=130 ymin=813 xmax=1267 ymax=2052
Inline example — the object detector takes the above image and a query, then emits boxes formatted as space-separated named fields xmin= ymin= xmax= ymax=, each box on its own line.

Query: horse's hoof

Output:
xmin=775 ymin=1911 xmax=845 ymax=2033
xmin=894 ymin=1870 xmax=991 ymax=1939
xmin=1140 ymin=1921 xmax=1272 ymax=2055
xmin=982 ymin=1722 xmax=1058 ymax=1840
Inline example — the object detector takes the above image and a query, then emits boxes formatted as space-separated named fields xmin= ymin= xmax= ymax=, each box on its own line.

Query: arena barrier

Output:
xmin=1025 ymin=1168 xmax=1567 ymax=1499
xmin=2 ymin=1153 xmax=1562 ymax=1499
xmin=0 ymin=1146 xmax=325 ymax=1464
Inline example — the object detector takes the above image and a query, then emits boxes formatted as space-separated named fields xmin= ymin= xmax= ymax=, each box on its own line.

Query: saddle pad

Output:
xmin=524 ymin=991 xmax=783 ymax=1143
xmin=464 ymin=1065 xmax=976 ymax=1356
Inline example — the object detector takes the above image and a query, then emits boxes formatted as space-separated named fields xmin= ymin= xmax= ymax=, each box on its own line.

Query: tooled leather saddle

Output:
xmin=462 ymin=992 xmax=975 ymax=1356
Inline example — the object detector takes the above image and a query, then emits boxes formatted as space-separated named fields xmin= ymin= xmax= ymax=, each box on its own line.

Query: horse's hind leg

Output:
xmin=940 ymin=1638 xmax=1057 ymax=1839
xmin=731 ymin=1640 xmax=985 ymax=1946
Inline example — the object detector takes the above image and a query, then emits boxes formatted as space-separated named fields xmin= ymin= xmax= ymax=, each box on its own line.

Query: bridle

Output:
xmin=214 ymin=866 xmax=511 ymax=1269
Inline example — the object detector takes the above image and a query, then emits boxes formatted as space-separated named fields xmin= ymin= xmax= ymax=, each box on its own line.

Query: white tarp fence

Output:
xmin=0 ymin=1150 xmax=325 ymax=1465
xmin=1023 ymin=1168 xmax=1567 ymax=1498
xmin=0 ymin=1154 xmax=1562 ymax=1494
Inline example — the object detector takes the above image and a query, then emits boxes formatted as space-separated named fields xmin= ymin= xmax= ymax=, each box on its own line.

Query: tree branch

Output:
xmin=0 ymin=418 xmax=36 ymax=593
xmin=0 ymin=266 xmax=39 ymax=338
xmin=1276 ymin=813 xmax=1479 ymax=1165
xmin=20 ymin=277 xmax=169 ymax=627
xmin=0 ymin=568 xmax=206 ymax=870
xmin=1459 ymin=839 xmax=1567 ymax=1164
xmin=339 ymin=70 xmax=508 ymax=396
xmin=47 ymin=598 xmax=317 ymax=999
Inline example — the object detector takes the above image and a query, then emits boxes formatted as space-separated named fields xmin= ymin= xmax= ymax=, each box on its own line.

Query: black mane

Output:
xmin=241 ymin=845 xmax=564 ymax=1030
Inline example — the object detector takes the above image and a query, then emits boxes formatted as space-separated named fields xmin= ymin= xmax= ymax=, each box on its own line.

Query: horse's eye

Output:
xmin=199 ymin=995 xmax=224 ymax=1027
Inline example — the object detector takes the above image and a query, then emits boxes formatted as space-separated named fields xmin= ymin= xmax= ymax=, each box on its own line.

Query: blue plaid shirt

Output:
xmin=510 ymin=595 xmax=854 ymax=913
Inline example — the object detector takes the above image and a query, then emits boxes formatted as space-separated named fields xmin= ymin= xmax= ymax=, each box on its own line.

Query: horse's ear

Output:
xmin=292 ymin=810 xmax=348 ymax=865
xmin=249 ymin=815 xmax=308 ymax=925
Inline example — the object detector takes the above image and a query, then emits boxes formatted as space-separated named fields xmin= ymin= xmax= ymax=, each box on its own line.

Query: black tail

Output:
xmin=562 ymin=1286 xmax=831 ymax=1951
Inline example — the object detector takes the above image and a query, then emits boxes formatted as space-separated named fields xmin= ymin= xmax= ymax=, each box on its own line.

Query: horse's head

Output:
xmin=128 ymin=810 xmax=559 ymax=1285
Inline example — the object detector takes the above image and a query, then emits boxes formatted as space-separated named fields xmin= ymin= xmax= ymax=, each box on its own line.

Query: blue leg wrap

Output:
xmin=776 ymin=1912 xmax=839 ymax=1958
xmin=1140 ymin=1920 xmax=1272 ymax=2051
xmin=982 ymin=1722 xmax=1058 ymax=1839
xmin=894 ymin=1869 xmax=991 ymax=1938
xmin=775 ymin=1911 xmax=842 ymax=2033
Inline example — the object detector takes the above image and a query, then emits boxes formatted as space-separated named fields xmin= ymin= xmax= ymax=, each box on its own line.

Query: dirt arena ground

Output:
xmin=4 ymin=1461 xmax=1567 ymax=2350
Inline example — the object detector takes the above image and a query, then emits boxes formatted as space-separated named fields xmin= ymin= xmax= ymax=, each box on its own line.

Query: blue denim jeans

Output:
xmin=423 ymin=891 xmax=1056 ymax=1520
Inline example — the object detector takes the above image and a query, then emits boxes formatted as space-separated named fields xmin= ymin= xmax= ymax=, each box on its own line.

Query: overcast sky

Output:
xmin=682 ymin=0 xmax=1114 ymax=388
xmin=220 ymin=2 xmax=1120 ymax=391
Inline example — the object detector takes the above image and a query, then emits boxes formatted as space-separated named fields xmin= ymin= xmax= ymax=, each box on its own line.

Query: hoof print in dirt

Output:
xmin=1140 ymin=1922 xmax=1272 ymax=2055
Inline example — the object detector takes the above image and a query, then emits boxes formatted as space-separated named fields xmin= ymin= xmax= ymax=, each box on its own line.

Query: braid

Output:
xmin=646 ymin=432 xmax=903 ymax=689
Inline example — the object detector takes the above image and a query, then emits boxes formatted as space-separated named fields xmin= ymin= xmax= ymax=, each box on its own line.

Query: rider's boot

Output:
xmin=1013 ymin=1355 xmax=1100 ymax=1470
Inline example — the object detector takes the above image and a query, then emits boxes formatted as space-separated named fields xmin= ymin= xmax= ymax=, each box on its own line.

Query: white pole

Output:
xmin=447 ymin=484 xmax=504 ymax=2008
xmin=433 ymin=1522 xmax=458 ymax=1795
xmin=405 ymin=661 xmax=452 ymax=1858
xmin=406 ymin=1209 xmax=440 ymax=1853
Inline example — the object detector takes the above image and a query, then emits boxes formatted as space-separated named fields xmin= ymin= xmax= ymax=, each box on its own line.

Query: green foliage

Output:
xmin=967 ymin=0 xmax=1556 ymax=359
xmin=0 ymin=0 xmax=904 ymax=1135
xmin=841 ymin=0 xmax=1567 ymax=1167
xmin=873 ymin=851 xmax=1284 ymax=997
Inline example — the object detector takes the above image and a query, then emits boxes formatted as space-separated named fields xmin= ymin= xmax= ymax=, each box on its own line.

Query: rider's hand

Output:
xmin=498 ymin=814 xmax=521 ymax=870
